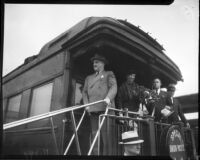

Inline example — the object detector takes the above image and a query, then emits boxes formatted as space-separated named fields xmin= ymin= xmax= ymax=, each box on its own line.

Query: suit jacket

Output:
xmin=82 ymin=70 xmax=117 ymax=113
xmin=147 ymin=90 xmax=168 ymax=122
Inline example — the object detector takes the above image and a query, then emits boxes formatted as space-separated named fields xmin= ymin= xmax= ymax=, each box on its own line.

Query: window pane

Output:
xmin=30 ymin=83 xmax=53 ymax=116
xmin=75 ymin=83 xmax=83 ymax=105
xmin=6 ymin=94 xmax=22 ymax=123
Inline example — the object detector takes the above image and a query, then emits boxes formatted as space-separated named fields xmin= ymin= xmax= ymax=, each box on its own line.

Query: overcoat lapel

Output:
xmin=88 ymin=71 xmax=105 ymax=89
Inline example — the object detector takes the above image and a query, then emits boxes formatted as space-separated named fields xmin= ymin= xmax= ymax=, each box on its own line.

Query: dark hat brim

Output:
xmin=167 ymin=88 xmax=176 ymax=91
xmin=126 ymin=70 xmax=137 ymax=76
xmin=119 ymin=139 xmax=144 ymax=145
xmin=90 ymin=56 xmax=108 ymax=64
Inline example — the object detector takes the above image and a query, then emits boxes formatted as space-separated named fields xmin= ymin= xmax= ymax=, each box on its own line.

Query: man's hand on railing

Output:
xmin=104 ymin=97 xmax=111 ymax=105
xmin=85 ymin=106 xmax=89 ymax=111
xmin=186 ymin=122 xmax=190 ymax=128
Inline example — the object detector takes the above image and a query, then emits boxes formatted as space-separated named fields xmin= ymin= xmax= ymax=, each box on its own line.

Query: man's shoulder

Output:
xmin=104 ymin=70 xmax=114 ymax=75
xmin=119 ymin=82 xmax=128 ymax=89
xmin=104 ymin=71 xmax=116 ymax=78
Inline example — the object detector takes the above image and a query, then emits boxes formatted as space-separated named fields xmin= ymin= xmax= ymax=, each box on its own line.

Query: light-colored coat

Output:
xmin=82 ymin=70 xmax=117 ymax=112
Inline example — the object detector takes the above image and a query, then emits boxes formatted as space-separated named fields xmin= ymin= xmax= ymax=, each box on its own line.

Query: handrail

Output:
xmin=87 ymin=107 xmax=153 ymax=155
xmin=3 ymin=100 xmax=105 ymax=130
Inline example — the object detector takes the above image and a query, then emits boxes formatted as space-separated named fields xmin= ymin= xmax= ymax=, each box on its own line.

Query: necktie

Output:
xmin=95 ymin=71 xmax=99 ymax=76
xmin=171 ymin=97 xmax=173 ymax=104
xmin=156 ymin=90 xmax=158 ymax=95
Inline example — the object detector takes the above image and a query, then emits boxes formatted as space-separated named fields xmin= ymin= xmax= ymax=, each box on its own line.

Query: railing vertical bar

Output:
xmin=50 ymin=117 xmax=59 ymax=155
xmin=116 ymin=122 xmax=119 ymax=155
xmin=61 ymin=119 xmax=67 ymax=154
xmin=70 ymin=110 xmax=81 ymax=155
xmin=97 ymin=114 xmax=101 ymax=155
xmin=189 ymin=129 xmax=197 ymax=158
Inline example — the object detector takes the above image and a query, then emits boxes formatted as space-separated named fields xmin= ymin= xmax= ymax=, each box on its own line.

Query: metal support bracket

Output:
xmin=70 ymin=110 xmax=81 ymax=155
xmin=50 ymin=117 xmax=59 ymax=154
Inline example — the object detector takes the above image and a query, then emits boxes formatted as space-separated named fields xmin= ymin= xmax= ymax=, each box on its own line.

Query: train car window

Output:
xmin=75 ymin=82 xmax=83 ymax=105
xmin=5 ymin=94 xmax=22 ymax=123
xmin=30 ymin=83 xmax=53 ymax=116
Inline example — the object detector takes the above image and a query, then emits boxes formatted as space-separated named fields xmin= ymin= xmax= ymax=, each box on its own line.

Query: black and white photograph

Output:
xmin=2 ymin=0 xmax=199 ymax=159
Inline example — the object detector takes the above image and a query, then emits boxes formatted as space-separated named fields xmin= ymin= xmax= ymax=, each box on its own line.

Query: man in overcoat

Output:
xmin=82 ymin=52 xmax=117 ymax=155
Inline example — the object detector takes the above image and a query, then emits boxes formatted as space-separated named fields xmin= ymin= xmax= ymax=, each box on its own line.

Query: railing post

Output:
xmin=50 ymin=117 xmax=59 ymax=154
xmin=61 ymin=118 xmax=67 ymax=154
xmin=148 ymin=118 xmax=156 ymax=155
xmin=70 ymin=110 xmax=81 ymax=155
xmin=189 ymin=129 xmax=197 ymax=159
xmin=184 ymin=128 xmax=197 ymax=159
xmin=97 ymin=114 xmax=101 ymax=155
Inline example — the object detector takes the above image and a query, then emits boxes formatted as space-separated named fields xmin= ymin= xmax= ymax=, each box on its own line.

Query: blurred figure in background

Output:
xmin=165 ymin=84 xmax=190 ymax=127
xmin=119 ymin=130 xmax=144 ymax=156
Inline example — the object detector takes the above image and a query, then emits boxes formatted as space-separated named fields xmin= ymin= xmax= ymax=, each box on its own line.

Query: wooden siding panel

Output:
xmin=3 ymin=53 xmax=64 ymax=98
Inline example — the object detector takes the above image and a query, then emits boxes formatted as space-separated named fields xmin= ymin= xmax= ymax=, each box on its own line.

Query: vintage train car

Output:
xmin=2 ymin=17 xmax=195 ymax=157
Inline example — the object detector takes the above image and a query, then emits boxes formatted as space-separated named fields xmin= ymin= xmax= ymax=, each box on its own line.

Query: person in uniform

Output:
xmin=147 ymin=78 xmax=168 ymax=122
xmin=165 ymin=84 xmax=190 ymax=127
xmin=82 ymin=52 xmax=117 ymax=155
xmin=119 ymin=130 xmax=144 ymax=156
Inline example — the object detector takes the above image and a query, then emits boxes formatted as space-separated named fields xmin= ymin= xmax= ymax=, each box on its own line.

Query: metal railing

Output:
xmin=3 ymin=100 xmax=106 ymax=155
xmin=3 ymin=99 xmax=144 ymax=156
xmin=3 ymin=100 xmax=105 ymax=130
xmin=4 ymin=101 xmax=195 ymax=157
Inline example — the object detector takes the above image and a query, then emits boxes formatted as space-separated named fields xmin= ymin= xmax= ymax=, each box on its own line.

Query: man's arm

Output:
xmin=82 ymin=76 xmax=89 ymax=104
xmin=116 ymin=86 xmax=124 ymax=109
xmin=105 ymin=71 xmax=117 ymax=103
xmin=177 ymin=101 xmax=190 ymax=127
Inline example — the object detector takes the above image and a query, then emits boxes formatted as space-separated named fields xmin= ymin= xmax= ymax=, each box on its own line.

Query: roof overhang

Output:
xmin=3 ymin=17 xmax=183 ymax=84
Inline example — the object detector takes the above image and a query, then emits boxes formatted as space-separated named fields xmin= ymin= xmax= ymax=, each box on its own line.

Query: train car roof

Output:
xmin=3 ymin=16 xmax=183 ymax=82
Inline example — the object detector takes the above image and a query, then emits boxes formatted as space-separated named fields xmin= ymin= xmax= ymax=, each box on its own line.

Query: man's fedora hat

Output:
xmin=167 ymin=83 xmax=176 ymax=92
xmin=119 ymin=130 xmax=144 ymax=145
xmin=90 ymin=54 xmax=108 ymax=64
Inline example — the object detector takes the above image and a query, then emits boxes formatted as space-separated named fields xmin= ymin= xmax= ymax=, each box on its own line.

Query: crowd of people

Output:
xmin=82 ymin=51 xmax=190 ymax=156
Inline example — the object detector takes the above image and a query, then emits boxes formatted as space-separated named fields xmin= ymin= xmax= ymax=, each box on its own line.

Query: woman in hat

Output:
xmin=116 ymin=70 xmax=147 ymax=113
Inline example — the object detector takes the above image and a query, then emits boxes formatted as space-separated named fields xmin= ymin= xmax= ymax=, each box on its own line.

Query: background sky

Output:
xmin=3 ymin=0 xmax=199 ymax=97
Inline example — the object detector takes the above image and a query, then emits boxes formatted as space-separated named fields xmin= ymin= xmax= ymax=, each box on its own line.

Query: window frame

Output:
xmin=28 ymin=81 xmax=54 ymax=118
xmin=5 ymin=93 xmax=22 ymax=123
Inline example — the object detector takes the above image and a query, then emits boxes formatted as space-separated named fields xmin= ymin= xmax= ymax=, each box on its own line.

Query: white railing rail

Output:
xmin=3 ymin=100 xmax=105 ymax=130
